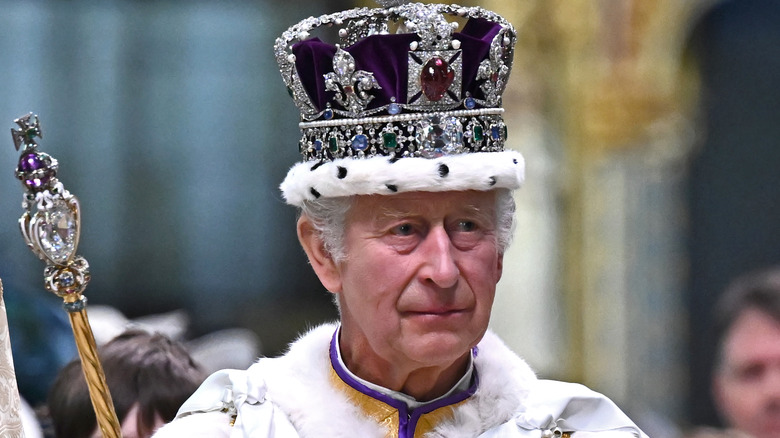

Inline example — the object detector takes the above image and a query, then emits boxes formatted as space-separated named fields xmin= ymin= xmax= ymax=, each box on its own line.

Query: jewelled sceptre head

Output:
xmin=11 ymin=113 xmax=122 ymax=438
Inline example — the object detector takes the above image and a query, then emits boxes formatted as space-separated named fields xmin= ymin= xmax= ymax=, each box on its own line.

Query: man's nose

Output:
xmin=419 ymin=226 xmax=459 ymax=288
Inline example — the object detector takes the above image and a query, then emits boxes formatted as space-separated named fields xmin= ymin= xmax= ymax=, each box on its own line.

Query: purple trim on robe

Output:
xmin=292 ymin=17 xmax=504 ymax=115
xmin=329 ymin=328 xmax=479 ymax=438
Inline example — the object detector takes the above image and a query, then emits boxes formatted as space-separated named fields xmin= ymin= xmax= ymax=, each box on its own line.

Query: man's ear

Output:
xmin=297 ymin=215 xmax=342 ymax=293
xmin=495 ymin=252 xmax=504 ymax=284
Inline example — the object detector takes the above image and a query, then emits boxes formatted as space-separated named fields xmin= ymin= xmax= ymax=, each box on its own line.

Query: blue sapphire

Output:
xmin=313 ymin=139 xmax=323 ymax=151
xmin=324 ymin=109 xmax=334 ymax=120
xmin=388 ymin=103 xmax=401 ymax=115
xmin=491 ymin=125 xmax=501 ymax=140
xmin=351 ymin=134 xmax=368 ymax=151
xmin=465 ymin=97 xmax=476 ymax=109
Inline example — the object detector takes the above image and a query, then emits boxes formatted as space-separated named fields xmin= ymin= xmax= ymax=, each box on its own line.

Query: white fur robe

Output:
xmin=153 ymin=324 xmax=646 ymax=438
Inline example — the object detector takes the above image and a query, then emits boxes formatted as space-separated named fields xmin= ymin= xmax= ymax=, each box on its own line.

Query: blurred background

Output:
xmin=0 ymin=0 xmax=778 ymax=437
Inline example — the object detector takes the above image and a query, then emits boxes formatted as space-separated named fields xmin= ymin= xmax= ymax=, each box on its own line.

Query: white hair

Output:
xmin=300 ymin=189 xmax=516 ymax=264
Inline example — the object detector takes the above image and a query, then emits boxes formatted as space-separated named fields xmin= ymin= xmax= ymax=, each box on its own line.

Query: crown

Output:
xmin=274 ymin=1 xmax=525 ymax=206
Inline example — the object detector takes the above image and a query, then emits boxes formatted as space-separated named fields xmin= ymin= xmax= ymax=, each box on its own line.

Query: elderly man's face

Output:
xmin=714 ymin=308 xmax=780 ymax=438
xmin=330 ymin=190 xmax=503 ymax=374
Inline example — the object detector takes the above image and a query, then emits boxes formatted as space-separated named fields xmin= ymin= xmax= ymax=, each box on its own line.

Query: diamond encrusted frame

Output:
xmin=274 ymin=3 xmax=516 ymax=119
xmin=407 ymin=49 xmax=463 ymax=109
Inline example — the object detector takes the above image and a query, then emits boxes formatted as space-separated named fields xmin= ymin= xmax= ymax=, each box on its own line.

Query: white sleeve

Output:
xmin=510 ymin=380 xmax=649 ymax=438
xmin=155 ymin=365 xmax=300 ymax=438
xmin=152 ymin=411 xmax=232 ymax=438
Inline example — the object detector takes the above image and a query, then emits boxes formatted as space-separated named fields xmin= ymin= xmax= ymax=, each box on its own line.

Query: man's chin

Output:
xmin=405 ymin=331 xmax=479 ymax=361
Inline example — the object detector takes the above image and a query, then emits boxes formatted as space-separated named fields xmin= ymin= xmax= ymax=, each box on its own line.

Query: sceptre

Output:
xmin=11 ymin=113 xmax=122 ymax=438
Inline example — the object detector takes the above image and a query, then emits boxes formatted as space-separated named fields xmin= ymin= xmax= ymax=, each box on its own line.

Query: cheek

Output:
xmin=340 ymin=264 xmax=399 ymax=311
xmin=466 ymin=251 xmax=502 ymax=284
xmin=719 ymin=378 xmax=761 ymax=414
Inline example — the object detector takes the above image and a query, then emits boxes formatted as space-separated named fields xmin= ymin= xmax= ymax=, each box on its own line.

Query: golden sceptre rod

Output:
xmin=11 ymin=113 xmax=122 ymax=438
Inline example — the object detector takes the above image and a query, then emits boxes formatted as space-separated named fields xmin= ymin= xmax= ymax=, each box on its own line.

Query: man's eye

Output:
xmin=735 ymin=363 xmax=765 ymax=382
xmin=392 ymin=223 xmax=414 ymax=236
xmin=457 ymin=220 xmax=477 ymax=232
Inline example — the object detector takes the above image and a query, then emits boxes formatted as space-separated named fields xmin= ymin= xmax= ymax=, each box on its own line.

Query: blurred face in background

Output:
xmin=89 ymin=404 xmax=164 ymax=438
xmin=714 ymin=307 xmax=780 ymax=438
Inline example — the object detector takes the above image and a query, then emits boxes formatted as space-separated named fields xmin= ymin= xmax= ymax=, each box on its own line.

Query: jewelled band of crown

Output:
xmin=273 ymin=3 xmax=516 ymax=161
xmin=299 ymin=108 xmax=506 ymax=161
xmin=12 ymin=113 xmax=91 ymax=302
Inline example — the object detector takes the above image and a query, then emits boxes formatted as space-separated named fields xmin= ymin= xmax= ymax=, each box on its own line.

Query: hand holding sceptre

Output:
xmin=11 ymin=113 xmax=122 ymax=438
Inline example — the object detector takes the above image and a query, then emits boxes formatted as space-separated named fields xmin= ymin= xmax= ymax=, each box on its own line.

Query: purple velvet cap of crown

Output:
xmin=292 ymin=17 xmax=503 ymax=114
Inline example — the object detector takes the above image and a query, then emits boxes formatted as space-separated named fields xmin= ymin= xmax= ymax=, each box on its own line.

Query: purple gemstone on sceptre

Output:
xmin=25 ymin=176 xmax=50 ymax=189
xmin=19 ymin=152 xmax=43 ymax=172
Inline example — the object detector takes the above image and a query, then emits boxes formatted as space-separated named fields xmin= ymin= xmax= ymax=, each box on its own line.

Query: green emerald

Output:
xmin=329 ymin=137 xmax=339 ymax=152
xmin=383 ymin=132 xmax=397 ymax=149
xmin=474 ymin=126 xmax=484 ymax=142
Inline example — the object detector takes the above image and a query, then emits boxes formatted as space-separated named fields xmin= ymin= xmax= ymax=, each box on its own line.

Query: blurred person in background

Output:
xmin=47 ymin=329 xmax=205 ymax=438
xmin=711 ymin=266 xmax=780 ymax=438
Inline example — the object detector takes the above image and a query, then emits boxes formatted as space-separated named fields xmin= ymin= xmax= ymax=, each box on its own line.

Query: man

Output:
xmin=711 ymin=267 xmax=780 ymax=438
xmin=154 ymin=2 xmax=646 ymax=436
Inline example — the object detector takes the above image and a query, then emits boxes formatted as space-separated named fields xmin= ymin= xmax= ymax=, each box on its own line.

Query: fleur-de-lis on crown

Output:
xmin=477 ymin=29 xmax=514 ymax=106
xmin=324 ymin=47 xmax=382 ymax=117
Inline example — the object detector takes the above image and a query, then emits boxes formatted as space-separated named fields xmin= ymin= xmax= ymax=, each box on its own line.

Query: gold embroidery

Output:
xmin=329 ymin=366 xmax=471 ymax=437
xmin=330 ymin=367 xmax=400 ymax=437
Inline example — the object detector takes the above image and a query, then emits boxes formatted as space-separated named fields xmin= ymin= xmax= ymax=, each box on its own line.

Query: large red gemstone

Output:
xmin=420 ymin=57 xmax=454 ymax=102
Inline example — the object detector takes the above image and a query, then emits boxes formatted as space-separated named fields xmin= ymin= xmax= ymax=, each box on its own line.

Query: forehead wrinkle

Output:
xmin=375 ymin=202 xmax=493 ymax=222
xmin=350 ymin=192 xmax=498 ymax=225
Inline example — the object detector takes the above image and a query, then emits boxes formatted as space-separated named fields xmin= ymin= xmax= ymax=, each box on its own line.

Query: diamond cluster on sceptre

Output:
xmin=12 ymin=114 xmax=90 ymax=299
